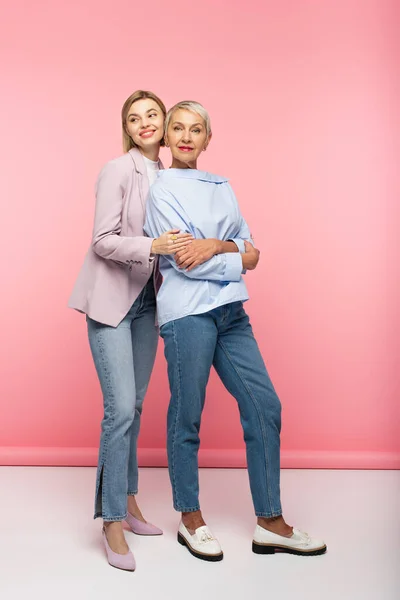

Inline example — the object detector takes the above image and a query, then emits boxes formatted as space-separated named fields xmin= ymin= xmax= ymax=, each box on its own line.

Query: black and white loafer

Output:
xmin=252 ymin=525 xmax=327 ymax=556
xmin=178 ymin=521 xmax=223 ymax=562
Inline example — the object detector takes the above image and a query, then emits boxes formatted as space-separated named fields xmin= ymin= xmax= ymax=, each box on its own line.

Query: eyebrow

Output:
xmin=128 ymin=108 xmax=159 ymax=118
xmin=172 ymin=121 xmax=203 ymax=127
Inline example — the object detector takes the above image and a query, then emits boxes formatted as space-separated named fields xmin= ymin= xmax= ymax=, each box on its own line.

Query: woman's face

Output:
xmin=125 ymin=98 xmax=165 ymax=149
xmin=166 ymin=109 xmax=210 ymax=167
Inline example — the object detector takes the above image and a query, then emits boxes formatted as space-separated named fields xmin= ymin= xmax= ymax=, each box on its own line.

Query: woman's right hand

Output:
xmin=151 ymin=229 xmax=194 ymax=255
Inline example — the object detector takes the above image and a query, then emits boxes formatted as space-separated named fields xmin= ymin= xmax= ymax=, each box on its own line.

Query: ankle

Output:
xmin=127 ymin=496 xmax=145 ymax=521
xmin=257 ymin=515 xmax=293 ymax=537
xmin=103 ymin=521 xmax=130 ymax=555
xmin=182 ymin=511 xmax=206 ymax=533
xmin=103 ymin=521 xmax=125 ymax=540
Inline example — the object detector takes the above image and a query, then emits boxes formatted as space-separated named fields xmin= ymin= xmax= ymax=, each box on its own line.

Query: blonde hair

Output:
xmin=121 ymin=90 xmax=167 ymax=153
xmin=165 ymin=100 xmax=212 ymax=138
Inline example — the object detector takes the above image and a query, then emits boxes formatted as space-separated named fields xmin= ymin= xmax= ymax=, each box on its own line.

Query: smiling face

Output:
xmin=125 ymin=98 xmax=165 ymax=151
xmin=165 ymin=108 xmax=211 ymax=169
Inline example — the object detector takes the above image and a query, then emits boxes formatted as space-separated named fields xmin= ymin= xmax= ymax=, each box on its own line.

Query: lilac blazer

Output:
xmin=68 ymin=148 xmax=162 ymax=327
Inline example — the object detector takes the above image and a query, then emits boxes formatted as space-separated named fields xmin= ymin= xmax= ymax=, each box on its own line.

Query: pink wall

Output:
xmin=0 ymin=0 xmax=399 ymax=468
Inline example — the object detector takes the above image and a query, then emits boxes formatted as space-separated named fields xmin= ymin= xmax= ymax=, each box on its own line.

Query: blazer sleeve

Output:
xmin=91 ymin=161 xmax=154 ymax=266
xmin=144 ymin=185 xmax=243 ymax=282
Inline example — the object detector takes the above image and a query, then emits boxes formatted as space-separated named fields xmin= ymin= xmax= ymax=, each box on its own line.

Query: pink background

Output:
xmin=0 ymin=0 xmax=398 ymax=468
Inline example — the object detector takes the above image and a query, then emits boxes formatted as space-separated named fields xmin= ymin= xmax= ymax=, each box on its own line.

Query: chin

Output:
xmin=177 ymin=152 xmax=195 ymax=161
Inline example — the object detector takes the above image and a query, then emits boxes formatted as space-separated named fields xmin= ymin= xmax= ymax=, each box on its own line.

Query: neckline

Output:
xmin=142 ymin=155 xmax=159 ymax=166
xmin=158 ymin=168 xmax=228 ymax=183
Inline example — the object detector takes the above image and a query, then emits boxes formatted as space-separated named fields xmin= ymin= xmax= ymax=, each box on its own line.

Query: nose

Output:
xmin=181 ymin=130 xmax=192 ymax=143
xmin=141 ymin=117 xmax=151 ymax=129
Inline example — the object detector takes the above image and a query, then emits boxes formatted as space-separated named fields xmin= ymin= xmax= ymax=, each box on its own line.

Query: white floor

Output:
xmin=0 ymin=467 xmax=399 ymax=600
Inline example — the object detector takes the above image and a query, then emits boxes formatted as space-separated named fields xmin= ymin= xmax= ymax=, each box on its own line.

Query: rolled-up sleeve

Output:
xmin=222 ymin=253 xmax=244 ymax=281
xmin=183 ymin=252 xmax=242 ymax=282
xmin=228 ymin=237 xmax=245 ymax=253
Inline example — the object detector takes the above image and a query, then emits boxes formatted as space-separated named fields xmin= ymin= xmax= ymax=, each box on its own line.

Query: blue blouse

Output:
xmin=144 ymin=168 xmax=252 ymax=326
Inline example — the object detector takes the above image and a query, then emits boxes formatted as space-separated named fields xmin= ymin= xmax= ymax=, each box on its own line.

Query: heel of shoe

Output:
xmin=177 ymin=532 xmax=186 ymax=546
xmin=252 ymin=542 xmax=275 ymax=554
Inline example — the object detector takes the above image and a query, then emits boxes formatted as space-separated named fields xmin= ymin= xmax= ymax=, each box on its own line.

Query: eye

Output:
xmin=173 ymin=126 xmax=182 ymax=131
xmin=149 ymin=113 xmax=157 ymax=118
xmin=193 ymin=129 xmax=201 ymax=134
xmin=129 ymin=118 xmax=138 ymax=123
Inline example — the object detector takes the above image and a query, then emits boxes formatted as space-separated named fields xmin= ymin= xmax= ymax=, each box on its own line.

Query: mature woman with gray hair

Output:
xmin=144 ymin=100 xmax=327 ymax=561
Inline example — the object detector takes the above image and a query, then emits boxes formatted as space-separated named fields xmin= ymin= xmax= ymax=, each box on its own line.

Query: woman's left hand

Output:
xmin=175 ymin=239 xmax=220 ymax=271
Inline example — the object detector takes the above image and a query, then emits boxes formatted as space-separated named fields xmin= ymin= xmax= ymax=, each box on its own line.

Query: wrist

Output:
xmin=220 ymin=240 xmax=239 ymax=254
xmin=151 ymin=239 xmax=157 ymax=254
xmin=214 ymin=239 xmax=223 ymax=255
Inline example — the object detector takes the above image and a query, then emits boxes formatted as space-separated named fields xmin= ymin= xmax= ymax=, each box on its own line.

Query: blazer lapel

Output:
xmin=129 ymin=148 xmax=147 ymax=213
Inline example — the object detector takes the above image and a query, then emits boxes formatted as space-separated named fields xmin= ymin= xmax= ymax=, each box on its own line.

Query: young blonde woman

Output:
xmin=144 ymin=101 xmax=327 ymax=561
xmin=69 ymin=91 xmax=194 ymax=571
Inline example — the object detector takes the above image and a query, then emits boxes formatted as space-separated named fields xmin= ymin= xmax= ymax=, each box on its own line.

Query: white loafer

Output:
xmin=177 ymin=521 xmax=223 ymax=562
xmin=252 ymin=525 xmax=327 ymax=556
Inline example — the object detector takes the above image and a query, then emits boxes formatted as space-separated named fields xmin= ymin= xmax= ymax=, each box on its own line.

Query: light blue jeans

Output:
xmin=87 ymin=279 xmax=158 ymax=521
xmin=160 ymin=302 xmax=282 ymax=518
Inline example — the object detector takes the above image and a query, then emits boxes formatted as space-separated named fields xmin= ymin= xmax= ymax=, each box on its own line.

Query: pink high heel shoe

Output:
xmin=125 ymin=512 xmax=163 ymax=536
xmin=102 ymin=528 xmax=136 ymax=571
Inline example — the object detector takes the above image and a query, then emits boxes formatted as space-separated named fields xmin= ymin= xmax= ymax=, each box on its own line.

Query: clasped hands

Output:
xmin=174 ymin=236 xmax=260 ymax=272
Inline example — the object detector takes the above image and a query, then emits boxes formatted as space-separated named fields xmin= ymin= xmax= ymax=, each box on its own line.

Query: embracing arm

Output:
xmin=91 ymin=162 xmax=193 ymax=268
xmin=91 ymin=162 xmax=154 ymax=266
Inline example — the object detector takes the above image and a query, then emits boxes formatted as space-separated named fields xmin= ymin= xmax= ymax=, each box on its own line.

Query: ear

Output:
xmin=203 ymin=132 xmax=212 ymax=151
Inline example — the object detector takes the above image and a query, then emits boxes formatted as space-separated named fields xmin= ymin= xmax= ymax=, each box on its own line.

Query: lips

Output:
xmin=140 ymin=129 xmax=156 ymax=138
xmin=178 ymin=146 xmax=194 ymax=151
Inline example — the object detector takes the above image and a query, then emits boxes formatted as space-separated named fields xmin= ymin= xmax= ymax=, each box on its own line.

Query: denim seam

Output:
xmin=96 ymin=329 xmax=116 ymax=520
xmin=127 ymin=300 xmax=157 ymax=500
xmin=170 ymin=320 xmax=183 ymax=510
xmin=217 ymin=338 xmax=275 ymax=515
xmin=128 ymin=410 xmax=141 ymax=496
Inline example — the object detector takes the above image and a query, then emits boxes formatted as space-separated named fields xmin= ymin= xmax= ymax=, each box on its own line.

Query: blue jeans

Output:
xmin=87 ymin=279 xmax=158 ymax=521
xmin=160 ymin=302 xmax=282 ymax=518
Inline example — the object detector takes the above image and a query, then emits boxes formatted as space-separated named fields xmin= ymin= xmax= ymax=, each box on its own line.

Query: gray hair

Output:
xmin=165 ymin=100 xmax=212 ymax=137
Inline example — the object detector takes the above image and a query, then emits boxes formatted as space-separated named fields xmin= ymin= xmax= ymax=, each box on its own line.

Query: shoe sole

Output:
xmin=177 ymin=532 xmax=224 ymax=562
xmin=108 ymin=562 xmax=136 ymax=572
xmin=252 ymin=541 xmax=327 ymax=556
xmin=130 ymin=530 xmax=163 ymax=536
